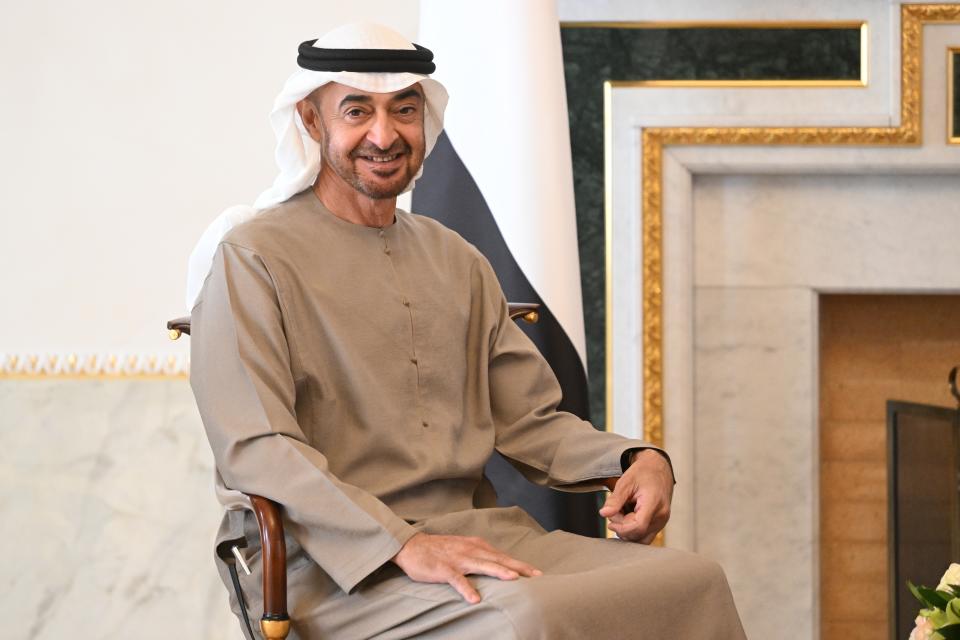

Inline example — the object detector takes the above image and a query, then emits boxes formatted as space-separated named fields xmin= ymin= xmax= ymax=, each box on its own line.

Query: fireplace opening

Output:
xmin=819 ymin=294 xmax=960 ymax=640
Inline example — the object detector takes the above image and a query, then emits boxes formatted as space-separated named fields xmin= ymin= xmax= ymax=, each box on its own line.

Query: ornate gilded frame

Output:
xmin=636 ymin=4 xmax=960 ymax=446
xmin=949 ymin=45 xmax=960 ymax=143
xmin=564 ymin=19 xmax=870 ymax=431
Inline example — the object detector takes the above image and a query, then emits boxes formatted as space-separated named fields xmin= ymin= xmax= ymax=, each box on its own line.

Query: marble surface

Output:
xmin=694 ymin=173 xmax=960 ymax=290
xmin=694 ymin=287 xmax=818 ymax=640
xmin=0 ymin=380 xmax=237 ymax=639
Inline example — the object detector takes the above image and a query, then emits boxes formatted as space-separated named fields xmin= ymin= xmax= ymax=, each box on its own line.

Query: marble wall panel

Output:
xmin=694 ymin=173 xmax=960 ymax=290
xmin=0 ymin=380 xmax=236 ymax=640
xmin=694 ymin=287 xmax=818 ymax=640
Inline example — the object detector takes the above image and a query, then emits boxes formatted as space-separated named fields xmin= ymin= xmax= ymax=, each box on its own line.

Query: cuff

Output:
xmin=332 ymin=519 xmax=419 ymax=594
xmin=621 ymin=447 xmax=677 ymax=484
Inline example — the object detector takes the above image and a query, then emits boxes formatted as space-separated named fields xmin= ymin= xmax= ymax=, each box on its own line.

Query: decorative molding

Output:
xmin=565 ymin=20 xmax=871 ymax=436
xmin=949 ymin=46 xmax=960 ymax=143
xmin=636 ymin=3 xmax=960 ymax=447
xmin=0 ymin=353 xmax=189 ymax=379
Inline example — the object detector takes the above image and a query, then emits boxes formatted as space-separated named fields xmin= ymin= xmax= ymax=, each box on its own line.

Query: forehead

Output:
xmin=318 ymin=81 xmax=424 ymax=106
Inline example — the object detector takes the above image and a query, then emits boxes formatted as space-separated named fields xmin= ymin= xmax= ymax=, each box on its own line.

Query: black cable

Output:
xmin=228 ymin=562 xmax=257 ymax=640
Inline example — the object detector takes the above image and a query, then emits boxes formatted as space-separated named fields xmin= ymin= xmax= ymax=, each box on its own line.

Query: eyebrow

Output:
xmin=339 ymin=94 xmax=372 ymax=109
xmin=391 ymin=88 xmax=424 ymax=103
xmin=338 ymin=88 xmax=424 ymax=110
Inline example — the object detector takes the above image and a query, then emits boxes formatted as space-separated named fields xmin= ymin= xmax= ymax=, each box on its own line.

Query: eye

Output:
xmin=397 ymin=105 xmax=418 ymax=116
xmin=345 ymin=108 xmax=366 ymax=118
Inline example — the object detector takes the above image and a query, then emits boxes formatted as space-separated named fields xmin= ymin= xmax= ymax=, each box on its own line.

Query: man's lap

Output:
xmin=222 ymin=507 xmax=745 ymax=639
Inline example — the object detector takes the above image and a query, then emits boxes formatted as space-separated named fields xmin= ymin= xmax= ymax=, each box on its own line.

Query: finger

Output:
xmin=448 ymin=573 xmax=481 ymax=604
xmin=608 ymin=513 xmax=647 ymax=542
xmin=466 ymin=539 xmax=542 ymax=577
xmin=598 ymin=483 xmax=630 ymax=517
xmin=481 ymin=552 xmax=542 ymax=577
xmin=606 ymin=511 xmax=624 ymax=525
xmin=633 ymin=499 xmax=657 ymax=531
xmin=463 ymin=558 xmax=520 ymax=581
xmin=610 ymin=502 xmax=664 ymax=542
xmin=640 ymin=530 xmax=658 ymax=545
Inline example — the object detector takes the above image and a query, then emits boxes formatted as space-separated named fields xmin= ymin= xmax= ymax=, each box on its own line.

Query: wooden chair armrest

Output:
xmin=166 ymin=316 xmax=192 ymax=339
xmin=247 ymin=494 xmax=290 ymax=640
xmin=507 ymin=302 xmax=540 ymax=324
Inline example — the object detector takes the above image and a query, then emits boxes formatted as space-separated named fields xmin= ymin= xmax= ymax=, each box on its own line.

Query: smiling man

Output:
xmin=187 ymin=22 xmax=745 ymax=640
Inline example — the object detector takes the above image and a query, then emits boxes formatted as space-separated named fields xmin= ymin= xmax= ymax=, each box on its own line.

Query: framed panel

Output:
xmin=949 ymin=46 xmax=960 ymax=143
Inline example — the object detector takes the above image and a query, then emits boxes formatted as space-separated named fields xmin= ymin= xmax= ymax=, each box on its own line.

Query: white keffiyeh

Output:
xmin=185 ymin=22 xmax=448 ymax=310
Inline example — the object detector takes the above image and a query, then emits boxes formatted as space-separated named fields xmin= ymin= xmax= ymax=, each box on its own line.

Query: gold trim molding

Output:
xmin=637 ymin=4 xmax=960 ymax=447
xmin=0 ymin=353 xmax=189 ymax=379
xmin=949 ymin=46 xmax=960 ymax=143
xmin=570 ymin=19 xmax=874 ymax=433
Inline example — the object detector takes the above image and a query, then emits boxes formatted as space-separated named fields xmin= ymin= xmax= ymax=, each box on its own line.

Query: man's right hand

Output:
xmin=391 ymin=532 xmax=542 ymax=603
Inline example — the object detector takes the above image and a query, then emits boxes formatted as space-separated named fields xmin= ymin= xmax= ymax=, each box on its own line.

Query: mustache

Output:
xmin=350 ymin=139 xmax=412 ymax=158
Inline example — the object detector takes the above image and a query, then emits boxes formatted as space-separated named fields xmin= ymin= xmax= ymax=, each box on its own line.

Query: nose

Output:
xmin=365 ymin=111 xmax=399 ymax=151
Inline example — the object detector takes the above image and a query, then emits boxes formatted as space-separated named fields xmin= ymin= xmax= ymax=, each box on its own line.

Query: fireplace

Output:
xmin=819 ymin=294 xmax=960 ymax=639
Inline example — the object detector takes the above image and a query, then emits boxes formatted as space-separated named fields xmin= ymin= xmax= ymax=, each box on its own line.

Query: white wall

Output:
xmin=0 ymin=4 xmax=419 ymax=637
xmin=0 ymin=1 xmax=419 ymax=359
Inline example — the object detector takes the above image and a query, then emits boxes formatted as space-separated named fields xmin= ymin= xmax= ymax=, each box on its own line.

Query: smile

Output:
xmin=360 ymin=153 xmax=402 ymax=163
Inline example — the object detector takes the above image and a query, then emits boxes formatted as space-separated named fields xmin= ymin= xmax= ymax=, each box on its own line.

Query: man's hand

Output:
xmin=391 ymin=532 xmax=542 ymax=603
xmin=598 ymin=449 xmax=674 ymax=544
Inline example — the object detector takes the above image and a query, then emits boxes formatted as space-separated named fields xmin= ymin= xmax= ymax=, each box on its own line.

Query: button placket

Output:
xmin=380 ymin=225 xmax=431 ymax=433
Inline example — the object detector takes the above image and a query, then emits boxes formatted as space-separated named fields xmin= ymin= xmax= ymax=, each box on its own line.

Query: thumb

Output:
xmin=599 ymin=482 xmax=628 ymax=517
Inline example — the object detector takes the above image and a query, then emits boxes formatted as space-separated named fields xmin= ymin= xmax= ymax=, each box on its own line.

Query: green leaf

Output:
xmin=911 ymin=581 xmax=935 ymax=607
xmin=935 ymin=623 xmax=960 ymax=640
xmin=949 ymin=584 xmax=960 ymax=598
xmin=920 ymin=587 xmax=950 ymax=610
xmin=911 ymin=581 xmax=949 ymax=609
xmin=938 ymin=589 xmax=957 ymax=602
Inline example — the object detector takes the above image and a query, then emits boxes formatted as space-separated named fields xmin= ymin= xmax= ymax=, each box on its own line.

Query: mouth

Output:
xmin=358 ymin=152 xmax=404 ymax=166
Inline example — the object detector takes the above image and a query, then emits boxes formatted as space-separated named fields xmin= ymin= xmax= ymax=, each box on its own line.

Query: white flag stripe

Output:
xmin=418 ymin=0 xmax=587 ymax=368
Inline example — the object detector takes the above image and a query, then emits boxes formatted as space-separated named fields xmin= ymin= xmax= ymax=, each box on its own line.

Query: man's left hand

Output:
xmin=598 ymin=450 xmax=674 ymax=544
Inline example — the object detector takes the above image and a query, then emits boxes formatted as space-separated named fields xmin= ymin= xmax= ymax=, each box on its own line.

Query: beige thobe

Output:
xmin=190 ymin=190 xmax=745 ymax=639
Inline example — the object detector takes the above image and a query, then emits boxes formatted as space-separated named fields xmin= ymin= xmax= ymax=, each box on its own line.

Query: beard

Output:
xmin=319 ymin=122 xmax=425 ymax=200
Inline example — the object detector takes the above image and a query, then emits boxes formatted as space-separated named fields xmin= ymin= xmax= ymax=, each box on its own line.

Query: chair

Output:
xmin=167 ymin=302 xmax=541 ymax=640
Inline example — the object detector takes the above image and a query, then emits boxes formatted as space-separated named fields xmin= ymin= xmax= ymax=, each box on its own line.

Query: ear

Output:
xmin=296 ymin=98 xmax=324 ymax=143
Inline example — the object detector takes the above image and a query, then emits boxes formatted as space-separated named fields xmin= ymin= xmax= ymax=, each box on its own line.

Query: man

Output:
xmin=188 ymin=22 xmax=745 ymax=639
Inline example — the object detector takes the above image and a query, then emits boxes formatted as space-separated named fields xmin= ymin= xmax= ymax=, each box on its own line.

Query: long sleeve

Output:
xmin=189 ymin=241 xmax=416 ymax=593
xmin=479 ymin=258 xmax=672 ymax=491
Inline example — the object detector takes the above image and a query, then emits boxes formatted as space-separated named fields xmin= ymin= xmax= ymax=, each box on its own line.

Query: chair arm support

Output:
xmin=247 ymin=494 xmax=290 ymax=639
xmin=506 ymin=302 xmax=540 ymax=324
xmin=166 ymin=316 xmax=192 ymax=339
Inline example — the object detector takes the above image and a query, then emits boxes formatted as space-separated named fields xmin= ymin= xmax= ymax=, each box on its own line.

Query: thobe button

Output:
xmin=421 ymin=421 xmax=429 ymax=428
xmin=410 ymin=357 xmax=418 ymax=364
xmin=384 ymin=248 xmax=392 ymax=255
xmin=378 ymin=230 xmax=385 ymax=237
xmin=402 ymin=298 xmax=410 ymax=307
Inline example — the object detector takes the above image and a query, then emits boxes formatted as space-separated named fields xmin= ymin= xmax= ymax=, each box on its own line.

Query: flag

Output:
xmin=414 ymin=1 xmax=599 ymax=536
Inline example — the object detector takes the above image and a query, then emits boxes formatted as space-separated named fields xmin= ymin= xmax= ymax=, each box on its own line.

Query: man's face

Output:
xmin=309 ymin=82 xmax=427 ymax=200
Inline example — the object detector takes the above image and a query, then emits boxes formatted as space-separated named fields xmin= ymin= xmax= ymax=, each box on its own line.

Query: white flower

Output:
xmin=909 ymin=615 xmax=934 ymax=640
xmin=937 ymin=563 xmax=960 ymax=593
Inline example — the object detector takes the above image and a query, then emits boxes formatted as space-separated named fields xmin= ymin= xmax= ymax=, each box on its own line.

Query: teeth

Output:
xmin=366 ymin=154 xmax=398 ymax=163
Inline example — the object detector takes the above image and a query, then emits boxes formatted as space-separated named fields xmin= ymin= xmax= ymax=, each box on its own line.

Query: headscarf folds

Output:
xmin=185 ymin=22 xmax=448 ymax=310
